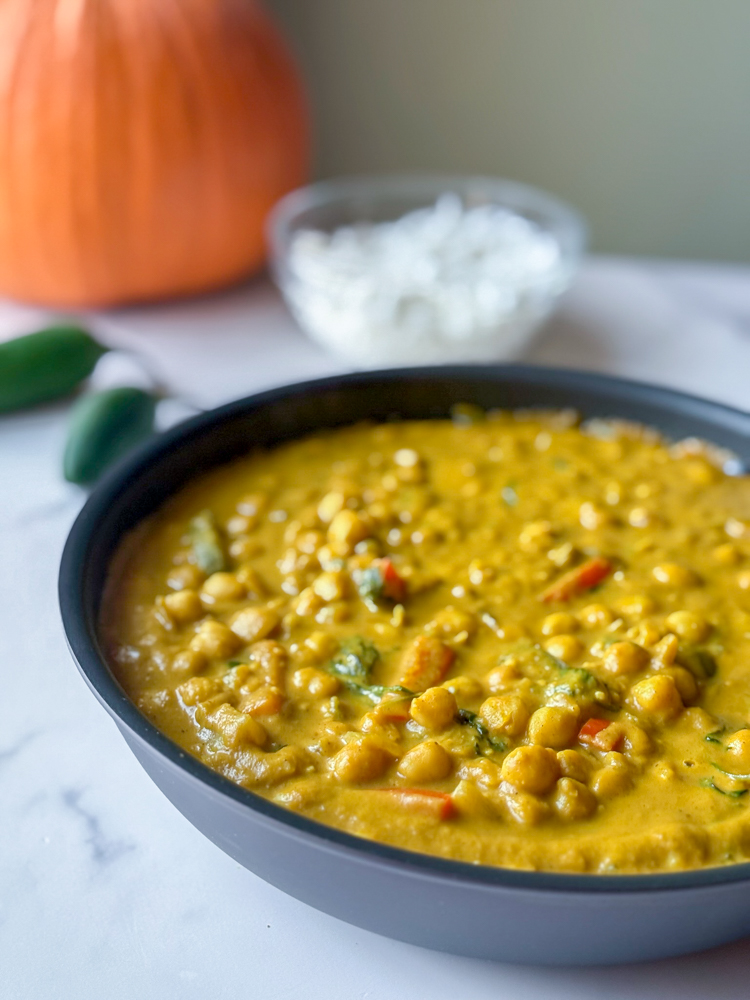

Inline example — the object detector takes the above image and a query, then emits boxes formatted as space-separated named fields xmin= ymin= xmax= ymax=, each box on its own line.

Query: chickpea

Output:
xmin=527 ymin=706 xmax=579 ymax=750
xmin=226 ymin=515 xmax=252 ymax=536
xmin=235 ymin=565 xmax=266 ymax=599
xmin=302 ymin=631 xmax=338 ymax=664
xmin=292 ymin=667 xmax=340 ymax=699
xmin=295 ymin=587 xmax=324 ymax=618
xmin=317 ymin=491 xmax=346 ymax=524
xmin=176 ymin=676 xmax=220 ymax=706
xmin=393 ymin=447 xmax=420 ymax=468
xmin=485 ymin=660 xmax=520 ymax=692
xmin=628 ymin=507 xmax=651 ymax=528
xmin=630 ymin=674 xmax=683 ymax=719
xmin=236 ymin=492 xmax=267 ymax=518
xmin=553 ymin=777 xmax=597 ymax=821
xmin=621 ymin=724 xmax=652 ymax=758
xmin=602 ymin=641 xmax=649 ymax=676
xmin=230 ymin=606 xmax=280 ymax=643
xmin=441 ymin=676 xmax=484 ymax=702
xmin=684 ymin=459 xmax=719 ymax=486
xmin=296 ymin=529 xmax=326 ymax=555
xmin=664 ymin=610 xmax=711 ymax=644
xmin=652 ymin=563 xmax=698 ymax=587
xmin=479 ymin=694 xmax=529 ymax=737
xmin=624 ymin=620 xmax=663 ymax=648
xmin=725 ymin=730 xmax=750 ymax=773
xmin=468 ymin=559 xmax=493 ymax=585
xmin=312 ymin=570 xmax=348 ymax=602
xmin=163 ymin=589 xmax=204 ymax=624
xmin=519 ymin=520 xmax=553 ymax=551
xmin=229 ymin=537 xmax=263 ymax=562
xmin=557 ymin=749 xmax=591 ymax=783
xmin=241 ymin=685 xmax=285 ymax=717
xmin=541 ymin=612 xmax=579 ymax=636
xmin=451 ymin=779 xmax=494 ymax=818
xmin=427 ymin=606 xmax=476 ymax=641
xmin=651 ymin=632 xmax=679 ymax=667
xmin=331 ymin=737 xmax=393 ymax=783
xmin=327 ymin=509 xmax=370 ymax=555
xmin=171 ymin=648 xmax=207 ymax=678
xmin=712 ymin=543 xmax=740 ymax=565
xmin=660 ymin=666 xmax=698 ymax=704
xmin=649 ymin=760 xmax=676 ymax=782
xmin=504 ymin=789 xmax=549 ymax=826
xmin=501 ymin=745 xmax=560 ymax=795
xmin=591 ymin=764 xmax=632 ymax=798
xmin=315 ymin=602 xmax=351 ymax=625
xmin=681 ymin=706 xmax=719 ymax=735
xmin=167 ymin=563 xmax=205 ymax=591
xmin=615 ymin=594 xmax=656 ymax=618
xmin=222 ymin=662 xmax=251 ymax=692
xmin=360 ymin=714 xmax=400 ymax=741
xmin=394 ymin=449 xmax=425 ymax=483
xmin=190 ymin=620 xmax=240 ymax=659
xmin=579 ymin=604 xmax=614 ymax=629
xmin=250 ymin=640 xmax=288 ymax=689
xmin=410 ymin=686 xmax=457 ymax=731
xmin=209 ymin=703 xmax=267 ymax=748
xmin=313 ymin=721 xmax=350 ymax=756
xmin=397 ymin=741 xmax=452 ymax=783
xmin=544 ymin=634 xmax=583 ymax=662
xmin=579 ymin=502 xmax=610 ymax=530
xmin=201 ymin=572 xmax=246 ymax=603
xmin=725 ymin=517 xmax=749 ymax=539
xmin=495 ymin=622 xmax=526 ymax=641
xmin=548 ymin=542 xmax=576 ymax=568
xmin=458 ymin=757 xmax=503 ymax=789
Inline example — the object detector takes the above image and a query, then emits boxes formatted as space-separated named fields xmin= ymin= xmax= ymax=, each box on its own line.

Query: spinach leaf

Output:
xmin=501 ymin=484 xmax=518 ymax=507
xmin=356 ymin=565 xmax=384 ymax=602
xmin=712 ymin=763 xmax=750 ymax=781
xmin=188 ymin=510 xmax=225 ymax=575
xmin=701 ymin=778 xmax=748 ymax=799
xmin=705 ymin=728 xmax=726 ymax=745
xmin=536 ymin=644 xmax=618 ymax=710
xmin=450 ymin=402 xmax=485 ymax=426
xmin=341 ymin=680 xmax=414 ymax=704
xmin=457 ymin=709 xmax=506 ymax=753
xmin=678 ymin=646 xmax=717 ymax=679
xmin=327 ymin=636 xmax=380 ymax=682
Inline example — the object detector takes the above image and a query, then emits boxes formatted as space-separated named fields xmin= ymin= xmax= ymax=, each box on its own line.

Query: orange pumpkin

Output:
xmin=0 ymin=0 xmax=309 ymax=307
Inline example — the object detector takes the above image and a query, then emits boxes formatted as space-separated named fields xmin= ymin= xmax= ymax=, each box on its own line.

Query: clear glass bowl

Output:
xmin=267 ymin=174 xmax=587 ymax=366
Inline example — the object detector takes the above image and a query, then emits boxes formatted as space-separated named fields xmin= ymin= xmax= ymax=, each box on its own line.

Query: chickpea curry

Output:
xmin=103 ymin=409 xmax=750 ymax=874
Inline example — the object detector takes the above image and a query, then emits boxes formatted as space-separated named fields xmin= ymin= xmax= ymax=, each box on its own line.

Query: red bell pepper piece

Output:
xmin=377 ymin=557 xmax=406 ymax=602
xmin=578 ymin=718 xmax=611 ymax=744
xmin=377 ymin=788 xmax=456 ymax=820
xmin=373 ymin=698 xmax=412 ymax=723
xmin=397 ymin=634 xmax=455 ymax=692
xmin=540 ymin=556 xmax=612 ymax=603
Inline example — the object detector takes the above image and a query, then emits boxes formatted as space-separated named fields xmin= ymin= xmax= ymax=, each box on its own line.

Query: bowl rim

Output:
xmin=59 ymin=364 xmax=750 ymax=895
xmin=266 ymin=172 xmax=588 ymax=263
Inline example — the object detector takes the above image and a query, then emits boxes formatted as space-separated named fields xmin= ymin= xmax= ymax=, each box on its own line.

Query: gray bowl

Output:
xmin=59 ymin=366 xmax=750 ymax=965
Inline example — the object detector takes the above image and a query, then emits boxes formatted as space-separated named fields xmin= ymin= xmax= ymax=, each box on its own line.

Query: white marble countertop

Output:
xmin=2 ymin=256 xmax=750 ymax=999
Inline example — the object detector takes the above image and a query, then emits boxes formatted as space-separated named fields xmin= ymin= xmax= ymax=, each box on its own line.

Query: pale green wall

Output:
xmin=267 ymin=0 xmax=750 ymax=261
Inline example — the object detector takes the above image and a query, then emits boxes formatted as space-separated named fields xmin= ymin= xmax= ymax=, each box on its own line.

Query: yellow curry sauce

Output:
xmin=103 ymin=410 xmax=750 ymax=873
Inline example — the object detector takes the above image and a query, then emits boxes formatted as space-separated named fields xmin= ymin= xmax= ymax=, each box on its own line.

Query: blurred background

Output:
xmin=269 ymin=0 xmax=750 ymax=262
